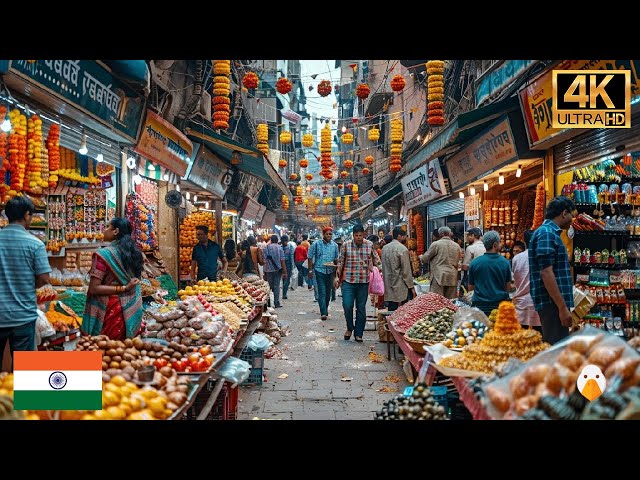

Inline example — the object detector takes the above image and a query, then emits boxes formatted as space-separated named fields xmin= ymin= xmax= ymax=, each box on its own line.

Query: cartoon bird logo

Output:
xmin=577 ymin=364 xmax=607 ymax=401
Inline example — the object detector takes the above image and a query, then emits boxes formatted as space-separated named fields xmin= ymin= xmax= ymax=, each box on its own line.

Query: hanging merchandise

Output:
xmin=344 ymin=195 xmax=350 ymax=213
xmin=341 ymin=132 xmax=353 ymax=144
xmin=125 ymin=192 xmax=158 ymax=252
xmin=8 ymin=108 xmax=27 ymax=196
xmin=26 ymin=114 xmax=47 ymax=193
xmin=305 ymin=173 xmax=313 ymax=181
xmin=302 ymin=133 xmax=314 ymax=147
xmin=299 ymin=158 xmax=308 ymax=168
xmin=65 ymin=188 xmax=107 ymax=243
xmin=278 ymin=159 xmax=287 ymax=169
xmin=532 ymin=181 xmax=545 ymax=230
xmin=46 ymin=123 xmax=60 ymax=188
xmin=335 ymin=196 xmax=342 ymax=211
xmin=279 ymin=131 xmax=292 ymax=144
xmin=352 ymin=184 xmax=359 ymax=202
xmin=276 ymin=77 xmax=293 ymax=94
xmin=390 ymin=119 xmax=403 ymax=172
xmin=242 ymin=71 xmax=259 ymax=90
xmin=364 ymin=155 xmax=374 ymax=165
xmin=344 ymin=159 xmax=354 ymax=169
xmin=427 ymin=60 xmax=445 ymax=126
xmin=222 ymin=214 xmax=235 ymax=242
xmin=281 ymin=194 xmax=289 ymax=210
xmin=317 ymin=80 xmax=332 ymax=97
xmin=179 ymin=211 xmax=216 ymax=277
xmin=413 ymin=212 xmax=424 ymax=255
xmin=390 ymin=74 xmax=406 ymax=92
xmin=212 ymin=60 xmax=231 ymax=131
xmin=0 ymin=107 xmax=8 ymax=201
xmin=256 ymin=123 xmax=269 ymax=157
xmin=368 ymin=127 xmax=380 ymax=142
xmin=363 ymin=167 xmax=370 ymax=175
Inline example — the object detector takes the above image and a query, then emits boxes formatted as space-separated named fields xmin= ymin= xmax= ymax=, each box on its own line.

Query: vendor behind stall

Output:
xmin=190 ymin=226 xmax=226 ymax=282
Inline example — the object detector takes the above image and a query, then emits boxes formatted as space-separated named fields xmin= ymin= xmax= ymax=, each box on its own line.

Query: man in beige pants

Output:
xmin=420 ymin=226 xmax=462 ymax=299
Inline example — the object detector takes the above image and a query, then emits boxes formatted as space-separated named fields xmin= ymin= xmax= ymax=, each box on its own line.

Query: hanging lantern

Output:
xmin=278 ymin=159 xmax=287 ymax=168
xmin=302 ymin=133 xmax=314 ymax=147
xmin=341 ymin=133 xmax=353 ymax=144
xmin=356 ymin=83 xmax=370 ymax=99
xmin=276 ymin=77 xmax=293 ymax=94
xmin=340 ymin=170 xmax=348 ymax=178
xmin=242 ymin=72 xmax=259 ymax=90
xmin=368 ymin=127 xmax=380 ymax=142
xmin=364 ymin=155 xmax=374 ymax=165
xmin=427 ymin=60 xmax=446 ymax=126
xmin=390 ymin=74 xmax=406 ymax=92
xmin=317 ymin=80 xmax=332 ymax=97
xmin=280 ymin=131 xmax=292 ymax=144
xmin=344 ymin=159 xmax=354 ymax=169
xmin=290 ymin=173 xmax=298 ymax=181
xmin=305 ymin=173 xmax=313 ymax=181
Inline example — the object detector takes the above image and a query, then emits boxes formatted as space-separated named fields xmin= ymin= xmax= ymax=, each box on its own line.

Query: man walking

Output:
xmin=461 ymin=227 xmax=485 ymax=290
xmin=529 ymin=196 xmax=576 ymax=344
xmin=294 ymin=240 xmax=308 ymax=288
xmin=263 ymin=235 xmax=288 ymax=308
xmin=467 ymin=230 xmax=513 ymax=316
xmin=420 ymin=226 xmax=461 ymax=299
xmin=0 ymin=196 xmax=51 ymax=357
xmin=512 ymin=230 xmax=541 ymax=332
xmin=190 ymin=225 xmax=227 ymax=282
xmin=300 ymin=233 xmax=310 ymax=250
xmin=307 ymin=227 xmax=339 ymax=320
xmin=382 ymin=227 xmax=416 ymax=311
xmin=336 ymin=224 xmax=381 ymax=342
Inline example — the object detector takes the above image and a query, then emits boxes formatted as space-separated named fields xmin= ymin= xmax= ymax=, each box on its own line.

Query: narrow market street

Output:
xmin=237 ymin=284 xmax=408 ymax=420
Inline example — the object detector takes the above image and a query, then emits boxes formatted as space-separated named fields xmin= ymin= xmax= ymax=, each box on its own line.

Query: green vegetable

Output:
xmin=158 ymin=274 xmax=178 ymax=301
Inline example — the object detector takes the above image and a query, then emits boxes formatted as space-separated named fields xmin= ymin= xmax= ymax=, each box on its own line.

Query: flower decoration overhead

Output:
xmin=362 ymin=167 xmax=370 ymax=175
xmin=256 ymin=123 xmax=269 ymax=157
xmin=212 ymin=60 xmax=231 ymax=130
xmin=356 ymin=83 xmax=370 ymax=99
xmin=341 ymin=133 xmax=353 ymax=144
xmin=368 ymin=127 xmax=380 ymax=142
xmin=340 ymin=170 xmax=348 ymax=178
xmin=306 ymin=173 xmax=313 ymax=181
xmin=338 ymin=183 xmax=344 ymax=189
xmin=290 ymin=173 xmax=299 ymax=181
xmin=352 ymin=184 xmax=359 ymax=202
xmin=426 ymin=60 xmax=445 ymax=126
xmin=281 ymin=194 xmax=289 ymax=210
xmin=242 ymin=71 xmax=259 ymax=90
xmin=278 ymin=159 xmax=287 ymax=168
xmin=364 ymin=155 xmax=374 ymax=165
xmin=299 ymin=159 xmax=309 ymax=168
xmin=317 ymin=80 xmax=332 ymax=97
xmin=320 ymin=124 xmax=333 ymax=180
xmin=280 ymin=131 xmax=292 ymax=144
xmin=344 ymin=159 xmax=354 ymax=169
xmin=276 ymin=77 xmax=293 ymax=94
xmin=390 ymin=74 xmax=406 ymax=92
xmin=389 ymin=118 xmax=403 ymax=173
xmin=302 ymin=133 xmax=314 ymax=147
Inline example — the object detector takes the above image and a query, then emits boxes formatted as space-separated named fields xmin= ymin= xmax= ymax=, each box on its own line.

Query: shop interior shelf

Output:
xmin=579 ymin=177 xmax=640 ymax=184
xmin=573 ymin=230 xmax=626 ymax=236
xmin=571 ymin=262 xmax=630 ymax=269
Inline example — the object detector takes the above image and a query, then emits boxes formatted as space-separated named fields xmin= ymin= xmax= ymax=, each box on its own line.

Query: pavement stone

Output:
xmin=237 ymin=285 xmax=406 ymax=420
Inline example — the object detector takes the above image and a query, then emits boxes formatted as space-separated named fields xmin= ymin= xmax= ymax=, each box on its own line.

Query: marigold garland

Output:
xmin=389 ymin=118 xmax=403 ymax=173
xmin=356 ymin=83 xmax=370 ymax=99
xmin=341 ymin=133 xmax=353 ymax=144
xmin=242 ymin=71 xmax=259 ymax=90
xmin=26 ymin=114 xmax=46 ymax=193
xmin=352 ymin=184 xmax=359 ymax=202
xmin=364 ymin=155 xmax=374 ymax=165
xmin=299 ymin=159 xmax=309 ymax=168
xmin=290 ymin=173 xmax=298 ymax=181
xmin=344 ymin=159 xmax=354 ymax=169
xmin=276 ymin=77 xmax=293 ymax=94
xmin=427 ymin=60 xmax=446 ymax=127
xmin=212 ymin=60 xmax=231 ymax=131
xmin=320 ymin=124 xmax=333 ymax=180
xmin=0 ymin=107 xmax=8 ymax=199
xmin=8 ymin=108 xmax=27 ymax=195
xmin=428 ymin=101 xmax=444 ymax=110
xmin=317 ymin=80 xmax=332 ymax=97
xmin=305 ymin=173 xmax=313 ymax=181
xmin=390 ymin=74 xmax=406 ymax=92
xmin=302 ymin=133 xmax=314 ymax=147
xmin=280 ymin=131 xmax=292 ymax=144
xmin=278 ymin=159 xmax=287 ymax=168
xmin=281 ymin=194 xmax=289 ymax=210
xmin=368 ymin=127 xmax=380 ymax=142
xmin=340 ymin=170 xmax=348 ymax=178
xmin=362 ymin=167 xmax=370 ymax=175
xmin=256 ymin=124 xmax=269 ymax=157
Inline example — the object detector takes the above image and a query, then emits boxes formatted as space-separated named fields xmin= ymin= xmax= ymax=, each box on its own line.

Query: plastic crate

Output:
xmin=242 ymin=367 xmax=264 ymax=386
xmin=239 ymin=346 xmax=265 ymax=369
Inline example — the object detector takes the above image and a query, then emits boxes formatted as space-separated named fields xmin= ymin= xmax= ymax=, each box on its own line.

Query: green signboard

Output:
xmin=6 ymin=60 xmax=144 ymax=142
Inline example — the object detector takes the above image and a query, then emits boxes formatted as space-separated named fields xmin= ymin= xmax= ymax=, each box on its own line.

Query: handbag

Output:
xmin=368 ymin=267 xmax=384 ymax=296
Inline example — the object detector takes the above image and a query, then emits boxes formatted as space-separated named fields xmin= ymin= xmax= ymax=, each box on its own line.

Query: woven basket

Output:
xmin=403 ymin=334 xmax=435 ymax=354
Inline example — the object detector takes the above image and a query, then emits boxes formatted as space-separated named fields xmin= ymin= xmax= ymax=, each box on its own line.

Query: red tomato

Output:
xmin=188 ymin=352 xmax=200 ymax=364
xmin=154 ymin=358 xmax=168 ymax=369
xmin=196 ymin=358 xmax=209 ymax=372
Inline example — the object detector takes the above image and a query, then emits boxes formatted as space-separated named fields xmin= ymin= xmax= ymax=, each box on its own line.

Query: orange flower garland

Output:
xmin=256 ymin=124 xmax=269 ymax=157
xmin=317 ymin=80 xmax=332 ymax=97
xmin=532 ymin=181 xmax=546 ymax=229
xmin=413 ymin=212 xmax=424 ymax=254
xmin=0 ymin=107 xmax=8 ymax=199
xmin=389 ymin=119 xmax=403 ymax=172
xmin=427 ymin=60 xmax=445 ymax=126
xmin=344 ymin=159 xmax=354 ymax=169
xmin=356 ymin=83 xmax=370 ymax=99
xmin=341 ymin=133 xmax=353 ymax=144
xmin=278 ymin=159 xmax=287 ymax=168
xmin=212 ymin=60 xmax=231 ymax=130
xmin=26 ymin=114 xmax=46 ymax=193
xmin=320 ymin=124 xmax=333 ymax=180
xmin=340 ymin=170 xmax=348 ymax=178
xmin=281 ymin=194 xmax=289 ymax=210
xmin=305 ymin=173 xmax=313 ymax=181
xmin=364 ymin=155 xmax=374 ymax=165
xmin=276 ymin=77 xmax=293 ymax=94
xmin=352 ymin=184 xmax=359 ymax=202
xmin=362 ymin=167 xmax=370 ymax=175
xmin=368 ymin=127 xmax=380 ymax=142
xmin=390 ymin=74 xmax=406 ymax=92
xmin=8 ymin=108 xmax=27 ymax=196
xmin=280 ymin=131 xmax=292 ymax=144
xmin=344 ymin=194 xmax=350 ymax=213
xmin=335 ymin=196 xmax=342 ymax=211
xmin=302 ymin=133 xmax=314 ymax=147
xmin=242 ymin=72 xmax=259 ymax=90
xmin=299 ymin=158 xmax=309 ymax=168
xmin=290 ymin=173 xmax=298 ymax=181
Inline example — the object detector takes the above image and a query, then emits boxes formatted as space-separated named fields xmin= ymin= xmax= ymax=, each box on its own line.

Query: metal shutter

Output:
xmin=427 ymin=197 xmax=464 ymax=219
xmin=554 ymin=111 xmax=640 ymax=174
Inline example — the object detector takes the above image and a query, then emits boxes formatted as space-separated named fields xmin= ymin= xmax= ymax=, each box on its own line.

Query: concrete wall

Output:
xmin=157 ymin=182 xmax=179 ymax=282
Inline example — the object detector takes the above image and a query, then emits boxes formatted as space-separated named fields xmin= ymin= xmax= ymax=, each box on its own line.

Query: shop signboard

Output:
xmin=475 ymin=60 xmax=537 ymax=106
xmin=241 ymin=196 xmax=263 ymax=222
xmin=445 ymin=117 xmax=518 ymax=191
xmin=4 ymin=60 xmax=145 ymax=143
xmin=135 ymin=110 xmax=192 ymax=177
xmin=184 ymin=143 xmax=231 ymax=199
xmin=519 ymin=60 xmax=640 ymax=147
xmin=401 ymin=160 xmax=446 ymax=209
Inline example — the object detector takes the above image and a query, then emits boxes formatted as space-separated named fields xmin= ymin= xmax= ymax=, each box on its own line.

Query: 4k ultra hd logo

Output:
xmin=552 ymin=70 xmax=631 ymax=128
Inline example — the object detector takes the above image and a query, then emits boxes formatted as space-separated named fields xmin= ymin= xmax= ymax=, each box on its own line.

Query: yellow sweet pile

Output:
xmin=178 ymin=278 xmax=236 ymax=299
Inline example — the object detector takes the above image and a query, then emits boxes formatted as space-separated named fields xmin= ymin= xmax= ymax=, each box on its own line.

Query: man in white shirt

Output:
xmin=462 ymin=228 xmax=485 ymax=291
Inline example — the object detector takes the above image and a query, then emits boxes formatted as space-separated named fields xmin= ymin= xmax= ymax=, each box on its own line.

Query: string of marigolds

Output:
xmin=0 ymin=106 xmax=8 ymax=200
xmin=9 ymin=108 xmax=27 ymax=195
xmin=320 ymin=124 xmax=333 ymax=180
xmin=368 ymin=127 xmax=380 ymax=141
xmin=26 ymin=114 xmax=47 ymax=193
xmin=212 ymin=60 xmax=231 ymax=131
xmin=302 ymin=133 xmax=314 ymax=148
xmin=256 ymin=124 xmax=269 ymax=157
xmin=281 ymin=194 xmax=289 ymax=210
xmin=427 ymin=60 xmax=445 ymax=126
xmin=47 ymin=123 xmax=60 ymax=187
xmin=390 ymin=118 xmax=403 ymax=172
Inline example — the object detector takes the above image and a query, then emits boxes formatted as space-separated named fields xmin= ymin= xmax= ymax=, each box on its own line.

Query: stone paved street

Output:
xmin=238 ymin=282 xmax=409 ymax=420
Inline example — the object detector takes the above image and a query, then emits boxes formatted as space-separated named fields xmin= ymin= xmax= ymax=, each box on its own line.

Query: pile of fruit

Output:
xmin=487 ymin=308 xmax=498 ymax=329
xmin=439 ymin=302 xmax=549 ymax=373
xmin=374 ymin=383 xmax=447 ymax=420
xmin=404 ymin=308 xmax=455 ymax=343
xmin=178 ymin=278 xmax=238 ymax=299
xmin=442 ymin=319 xmax=487 ymax=349
xmin=390 ymin=293 xmax=458 ymax=334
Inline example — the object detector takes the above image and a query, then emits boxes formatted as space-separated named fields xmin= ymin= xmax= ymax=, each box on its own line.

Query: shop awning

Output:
xmin=404 ymin=96 xmax=521 ymax=173
xmin=185 ymin=120 xmax=289 ymax=197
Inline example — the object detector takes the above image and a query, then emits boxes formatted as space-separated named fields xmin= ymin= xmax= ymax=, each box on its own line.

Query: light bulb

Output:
xmin=193 ymin=195 xmax=198 ymax=202
xmin=148 ymin=163 xmax=156 ymax=171
xmin=499 ymin=173 xmax=504 ymax=185
xmin=470 ymin=186 xmax=476 ymax=196
xmin=484 ymin=181 xmax=489 ymax=192
xmin=163 ymin=173 xmax=170 ymax=181
xmin=176 ymin=184 xmax=180 ymax=192
xmin=417 ymin=135 xmax=421 ymax=142
xmin=133 ymin=174 xmax=142 ymax=185
xmin=78 ymin=129 xmax=88 ymax=155
xmin=186 ymin=192 xmax=191 ymax=200
xmin=459 ymin=191 xmax=465 ymax=199
xmin=516 ymin=165 xmax=522 ymax=178
xmin=0 ymin=116 xmax=11 ymax=132
xmin=205 ymin=201 xmax=209 ymax=209
xmin=341 ymin=126 xmax=347 ymax=133
xmin=96 ymin=153 xmax=104 ymax=163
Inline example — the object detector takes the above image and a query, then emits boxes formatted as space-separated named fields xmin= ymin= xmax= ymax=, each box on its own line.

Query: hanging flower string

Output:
xmin=299 ymin=158 xmax=308 ymax=168
xmin=212 ymin=60 xmax=231 ymax=131
xmin=356 ymin=83 xmax=370 ymax=99
xmin=320 ymin=124 xmax=333 ymax=180
xmin=317 ymin=80 xmax=332 ymax=97
xmin=47 ymin=123 xmax=60 ymax=187
xmin=278 ymin=159 xmax=287 ymax=168
xmin=256 ymin=123 xmax=269 ymax=157
xmin=242 ymin=71 xmax=259 ymax=90
xmin=280 ymin=131 xmax=292 ymax=144
xmin=389 ymin=118 xmax=403 ymax=172
xmin=368 ymin=127 xmax=380 ymax=142
xmin=427 ymin=60 xmax=445 ymax=126
xmin=302 ymin=133 xmax=314 ymax=147
xmin=391 ymin=74 xmax=406 ymax=92
xmin=276 ymin=77 xmax=293 ymax=94
xmin=0 ymin=106 xmax=8 ymax=200
xmin=341 ymin=132 xmax=353 ymax=144
xmin=8 ymin=108 xmax=27 ymax=196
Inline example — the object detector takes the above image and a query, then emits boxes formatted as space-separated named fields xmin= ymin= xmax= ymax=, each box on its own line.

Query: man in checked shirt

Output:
xmin=528 ymin=196 xmax=576 ymax=344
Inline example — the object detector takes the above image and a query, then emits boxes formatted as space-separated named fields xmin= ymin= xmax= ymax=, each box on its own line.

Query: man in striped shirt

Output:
xmin=336 ymin=224 xmax=381 ymax=342
xmin=0 ymin=196 xmax=51 ymax=357
xmin=528 ymin=196 xmax=576 ymax=344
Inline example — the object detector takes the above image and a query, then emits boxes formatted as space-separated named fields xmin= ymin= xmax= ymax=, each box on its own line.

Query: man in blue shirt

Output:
xmin=191 ymin=225 xmax=226 ymax=282
xmin=468 ymin=230 xmax=513 ymax=316
xmin=528 ymin=196 xmax=576 ymax=345
xmin=307 ymin=227 xmax=339 ymax=321
xmin=263 ymin=234 xmax=288 ymax=308
xmin=0 ymin=196 xmax=52 ymax=356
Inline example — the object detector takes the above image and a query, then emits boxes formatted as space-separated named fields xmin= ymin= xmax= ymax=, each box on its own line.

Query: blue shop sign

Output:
xmin=475 ymin=60 xmax=537 ymax=106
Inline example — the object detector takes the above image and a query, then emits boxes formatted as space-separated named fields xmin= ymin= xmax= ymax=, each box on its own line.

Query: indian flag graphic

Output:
xmin=13 ymin=351 xmax=103 ymax=410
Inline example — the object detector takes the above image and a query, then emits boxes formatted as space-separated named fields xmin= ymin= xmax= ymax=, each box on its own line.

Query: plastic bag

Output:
xmin=35 ymin=309 xmax=56 ymax=346
xmin=368 ymin=268 xmax=384 ymax=296
xmin=246 ymin=333 xmax=273 ymax=352
xmin=289 ymin=268 xmax=297 ymax=290
xmin=217 ymin=357 xmax=252 ymax=387
xmin=452 ymin=306 xmax=490 ymax=329
xmin=49 ymin=268 xmax=63 ymax=286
